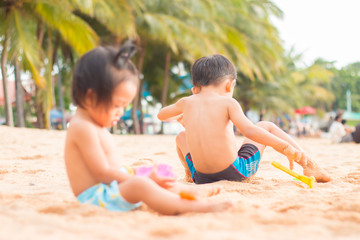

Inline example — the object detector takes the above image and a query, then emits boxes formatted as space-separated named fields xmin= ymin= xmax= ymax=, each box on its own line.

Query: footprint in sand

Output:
xmin=343 ymin=171 xmax=360 ymax=184
xmin=154 ymin=152 xmax=166 ymax=155
xmin=149 ymin=225 xmax=187 ymax=237
xmin=22 ymin=169 xmax=45 ymax=174
xmin=19 ymin=154 xmax=45 ymax=160
xmin=38 ymin=206 xmax=67 ymax=215
xmin=275 ymin=204 xmax=303 ymax=213
xmin=38 ymin=202 xmax=81 ymax=215
xmin=130 ymin=158 xmax=154 ymax=167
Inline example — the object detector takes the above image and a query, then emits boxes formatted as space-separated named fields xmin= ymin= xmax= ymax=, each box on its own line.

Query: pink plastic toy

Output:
xmin=136 ymin=163 xmax=175 ymax=178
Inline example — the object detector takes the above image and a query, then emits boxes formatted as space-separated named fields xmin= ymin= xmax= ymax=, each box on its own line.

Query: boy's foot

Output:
xmin=303 ymin=158 xmax=331 ymax=182
xmin=184 ymin=172 xmax=194 ymax=183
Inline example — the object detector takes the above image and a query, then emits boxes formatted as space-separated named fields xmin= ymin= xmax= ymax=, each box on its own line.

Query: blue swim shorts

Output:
xmin=185 ymin=143 xmax=261 ymax=184
xmin=77 ymin=180 xmax=142 ymax=212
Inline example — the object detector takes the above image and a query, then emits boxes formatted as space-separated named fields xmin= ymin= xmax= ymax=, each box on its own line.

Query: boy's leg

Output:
xmin=243 ymin=121 xmax=331 ymax=182
xmin=176 ymin=131 xmax=193 ymax=182
xmin=118 ymin=176 xmax=231 ymax=215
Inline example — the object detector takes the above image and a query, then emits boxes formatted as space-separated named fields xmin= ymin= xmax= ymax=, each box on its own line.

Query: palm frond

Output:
xmin=34 ymin=2 xmax=98 ymax=55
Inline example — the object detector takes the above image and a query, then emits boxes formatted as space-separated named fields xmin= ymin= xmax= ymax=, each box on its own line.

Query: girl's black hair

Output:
xmin=191 ymin=54 xmax=237 ymax=87
xmin=72 ymin=40 xmax=139 ymax=109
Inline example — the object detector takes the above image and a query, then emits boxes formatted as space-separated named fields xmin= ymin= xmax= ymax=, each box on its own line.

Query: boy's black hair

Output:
xmin=191 ymin=54 xmax=237 ymax=87
xmin=72 ymin=41 xmax=139 ymax=109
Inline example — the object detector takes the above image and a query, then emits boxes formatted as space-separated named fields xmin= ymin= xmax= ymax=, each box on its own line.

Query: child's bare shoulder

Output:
xmin=218 ymin=96 xmax=239 ymax=105
xmin=219 ymin=97 xmax=242 ymax=113
xmin=176 ymin=95 xmax=192 ymax=106
xmin=67 ymin=117 xmax=98 ymax=142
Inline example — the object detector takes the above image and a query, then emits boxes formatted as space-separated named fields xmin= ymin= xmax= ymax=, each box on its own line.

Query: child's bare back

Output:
xmin=177 ymin=91 xmax=240 ymax=173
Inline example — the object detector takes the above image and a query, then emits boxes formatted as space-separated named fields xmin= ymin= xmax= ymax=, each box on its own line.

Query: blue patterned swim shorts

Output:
xmin=77 ymin=180 xmax=142 ymax=212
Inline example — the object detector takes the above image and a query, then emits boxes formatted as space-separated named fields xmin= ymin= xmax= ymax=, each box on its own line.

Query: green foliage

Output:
xmin=2 ymin=0 xmax=357 ymax=130
xmin=328 ymin=62 xmax=360 ymax=112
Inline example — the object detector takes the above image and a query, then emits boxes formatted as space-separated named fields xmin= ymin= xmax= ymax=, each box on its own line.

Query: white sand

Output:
xmin=1 ymin=126 xmax=360 ymax=240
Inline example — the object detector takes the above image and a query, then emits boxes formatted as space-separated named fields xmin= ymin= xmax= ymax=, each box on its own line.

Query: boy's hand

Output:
xmin=282 ymin=145 xmax=306 ymax=170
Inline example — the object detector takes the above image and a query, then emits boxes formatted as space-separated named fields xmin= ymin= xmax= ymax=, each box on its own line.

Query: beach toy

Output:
xmin=135 ymin=164 xmax=195 ymax=200
xmin=157 ymin=164 xmax=176 ymax=178
xmin=136 ymin=163 xmax=175 ymax=178
xmin=179 ymin=191 xmax=196 ymax=201
xmin=135 ymin=165 xmax=153 ymax=177
xmin=271 ymin=161 xmax=315 ymax=188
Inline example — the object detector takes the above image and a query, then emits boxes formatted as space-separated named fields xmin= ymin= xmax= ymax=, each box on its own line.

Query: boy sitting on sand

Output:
xmin=158 ymin=54 xmax=331 ymax=184
xmin=64 ymin=44 xmax=231 ymax=215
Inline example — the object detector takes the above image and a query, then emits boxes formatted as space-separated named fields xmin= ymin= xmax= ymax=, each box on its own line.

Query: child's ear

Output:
xmin=225 ymin=80 xmax=235 ymax=93
xmin=85 ymin=89 xmax=97 ymax=107
xmin=191 ymin=87 xmax=201 ymax=94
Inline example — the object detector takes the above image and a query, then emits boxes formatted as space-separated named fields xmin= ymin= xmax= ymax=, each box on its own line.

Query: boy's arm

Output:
xmin=157 ymin=98 xmax=184 ymax=121
xmin=70 ymin=122 xmax=133 ymax=184
xmin=227 ymin=99 xmax=285 ymax=150
xmin=227 ymin=99 xmax=303 ymax=166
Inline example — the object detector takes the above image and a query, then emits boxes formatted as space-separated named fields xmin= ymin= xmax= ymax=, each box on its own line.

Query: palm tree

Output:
xmin=0 ymin=23 xmax=14 ymax=127
xmin=129 ymin=0 xmax=235 ymax=133
xmin=14 ymin=56 xmax=25 ymax=127
xmin=0 ymin=0 xmax=99 ymax=128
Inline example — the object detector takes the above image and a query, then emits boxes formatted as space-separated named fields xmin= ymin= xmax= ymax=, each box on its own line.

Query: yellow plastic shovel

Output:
xmin=271 ymin=161 xmax=315 ymax=188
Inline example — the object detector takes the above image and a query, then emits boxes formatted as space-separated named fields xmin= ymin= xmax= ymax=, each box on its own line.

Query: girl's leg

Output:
xmin=175 ymin=131 xmax=193 ymax=182
xmin=119 ymin=176 xmax=231 ymax=215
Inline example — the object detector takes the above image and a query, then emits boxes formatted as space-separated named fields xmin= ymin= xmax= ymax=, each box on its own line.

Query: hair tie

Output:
xmin=114 ymin=40 xmax=137 ymax=67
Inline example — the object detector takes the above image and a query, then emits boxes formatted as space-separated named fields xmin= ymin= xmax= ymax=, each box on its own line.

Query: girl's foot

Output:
xmin=197 ymin=201 xmax=233 ymax=213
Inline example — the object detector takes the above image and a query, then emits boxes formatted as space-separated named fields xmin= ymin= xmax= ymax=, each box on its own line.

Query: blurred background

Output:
xmin=1 ymin=0 xmax=359 ymax=135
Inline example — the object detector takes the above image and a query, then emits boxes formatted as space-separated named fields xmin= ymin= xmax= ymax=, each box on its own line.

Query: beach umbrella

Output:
xmin=295 ymin=106 xmax=316 ymax=115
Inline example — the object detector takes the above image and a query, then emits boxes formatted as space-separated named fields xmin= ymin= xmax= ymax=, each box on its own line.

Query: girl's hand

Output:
xmin=136 ymin=163 xmax=176 ymax=189
xmin=149 ymin=165 xmax=176 ymax=189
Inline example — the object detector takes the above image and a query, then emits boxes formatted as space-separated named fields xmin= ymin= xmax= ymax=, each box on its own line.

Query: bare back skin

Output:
xmin=182 ymin=93 xmax=238 ymax=173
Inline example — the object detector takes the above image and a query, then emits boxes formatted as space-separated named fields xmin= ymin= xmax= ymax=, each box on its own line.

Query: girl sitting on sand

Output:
xmin=64 ymin=42 xmax=231 ymax=215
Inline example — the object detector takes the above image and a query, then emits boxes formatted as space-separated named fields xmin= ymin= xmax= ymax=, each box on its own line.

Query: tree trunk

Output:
xmin=35 ymin=20 xmax=45 ymax=128
xmin=160 ymin=51 xmax=171 ymax=134
xmin=1 ymin=28 xmax=14 ymax=127
xmin=35 ymin=87 xmax=45 ymax=128
xmin=57 ymin=65 xmax=66 ymax=130
xmin=131 ymin=39 xmax=146 ymax=134
xmin=138 ymin=81 xmax=144 ymax=134
xmin=14 ymin=56 xmax=25 ymax=127
xmin=44 ymin=31 xmax=54 ymax=129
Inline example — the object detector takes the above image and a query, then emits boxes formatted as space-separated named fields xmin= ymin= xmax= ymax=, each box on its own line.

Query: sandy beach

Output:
xmin=1 ymin=126 xmax=360 ymax=240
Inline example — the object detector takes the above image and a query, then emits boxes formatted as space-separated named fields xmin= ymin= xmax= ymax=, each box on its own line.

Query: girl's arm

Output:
xmin=70 ymin=122 xmax=133 ymax=183
xmin=157 ymin=98 xmax=185 ymax=121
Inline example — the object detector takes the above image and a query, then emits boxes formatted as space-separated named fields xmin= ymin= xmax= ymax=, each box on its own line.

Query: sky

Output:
xmin=271 ymin=0 xmax=360 ymax=68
